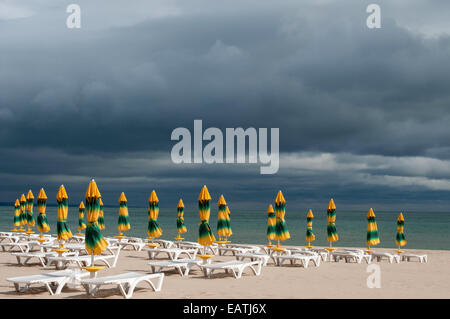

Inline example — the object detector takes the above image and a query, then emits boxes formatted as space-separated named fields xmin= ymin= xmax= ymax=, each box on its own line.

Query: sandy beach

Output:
xmin=0 ymin=244 xmax=448 ymax=299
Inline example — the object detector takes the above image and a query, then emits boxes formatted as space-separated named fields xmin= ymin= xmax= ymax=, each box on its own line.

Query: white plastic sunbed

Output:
xmin=235 ymin=252 xmax=271 ymax=266
xmin=331 ymin=250 xmax=372 ymax=264
xmin=200 ymin=260 xmax=262 ymax=279
xmin=0 ymin=241 xmax=37 ymax=253
xmin=13 ymin=251 xmax=78 ymax=267
xmin=371 ymin=252 xmax=400 ymax=264
xmin=400 ymin=253 xmax=428 ymax=263
xmin=80 ymin=272 xmax=164 ymax=299
xmin=217 ymin=245 xmax=260 ymax=256
xmin=46 ymin=246 xmax=121 ymax=269
xmin=145 ymin=247 xmax=198 ymax=260
xmin=145 ymin=239 xmax=174 ymax=249
xmin=148 ymin=259 xmax=203 ymax=276
xmin=6 ymin=269 xmax=90 ymax=295
xmin=275 ymin=253 xmax=321 ymax=268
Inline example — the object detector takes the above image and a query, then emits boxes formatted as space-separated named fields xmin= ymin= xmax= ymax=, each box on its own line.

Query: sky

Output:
xmin=1 ymin=0 xmax=450 ymax=212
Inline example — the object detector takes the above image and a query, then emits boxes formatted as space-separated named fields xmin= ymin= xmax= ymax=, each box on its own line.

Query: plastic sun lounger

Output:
xmin=217 ymin=246 xmax=260 ymax=256
xmin=400 ymin=253 xmax=428 ymax=263
xmin=6 ymin=269 xmax=90 ymax=295
xmin=148 ymin=259 xmax=203 ymax=276
xmin=145 ymin=247 xmax=198 ymax=261
xmin=331 ymin=250 xmax=372 ymax=264
xmin=119 ymin=241 xmax=147 ymax=251
xmin=178 ymin=242 xmax=218 ymax=255
xmin=12 ymin=251 xmax=78 ymax=267
xmin=46 ymin=247 xmax=121 ymax=269
xmin=276 ymin=253 xmax=321 ymax=268
xmin=200 ymin=260 xmax=262 ymax=279
xmin=144 ymin=239 xmax=174 ymax=249
xmin=371 ymin=252 xmax=400 ymax=264
xmin=235 ymin=252 xmax=271 ymax=266
xmin=0 ymin=241 xmax=36 ymax=253
xmin=80 ymin=272 xmax=164 ymax=299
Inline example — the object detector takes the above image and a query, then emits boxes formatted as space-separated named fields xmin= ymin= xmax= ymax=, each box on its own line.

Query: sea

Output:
xmin=1 ymin=206 xmax=448 ymax=250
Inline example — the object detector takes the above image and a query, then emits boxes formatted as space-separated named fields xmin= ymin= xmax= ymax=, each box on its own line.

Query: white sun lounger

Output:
xmin=331 ymin=250 xmax=372 ymax=264
xmin=200 ymin=260 xmax=262 ymax=279
xmin=371 ymin=252 xmax=400 ymax=264
xmin=148 ymin=259 xmax=203 ymax=276
xmin=276 ymin=253 xmax=321 ymax=268
xmin=217 ymin=246 xmax=260 ymax=256
xmin=6 ymin=269 xmax=90 ymax=295
xmin=80 ymin=272 xmax=164 ymax=299
xmin=145 ymin=247 xmax=198 ymax=261
xmin=400 ymin=253 xmax=428 ymax=263
xmin=0 ymin=241 xmax=38 ymax=253
xmin=145 ymin=239 xmax=174 ymax=249
xmin=46 ymin=246 xmax=121 ymax=269
xmin=12 ymin=251 xmax=78 ymax=267
xmin=235 ymin=252 xmax=271 ymax=266
xmin=119 ymin=241 xmax=147 ymax=251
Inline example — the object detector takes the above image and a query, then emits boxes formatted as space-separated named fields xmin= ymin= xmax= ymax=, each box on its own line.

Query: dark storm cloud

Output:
xmin=1 ymin=0 xmax=450 ymax=209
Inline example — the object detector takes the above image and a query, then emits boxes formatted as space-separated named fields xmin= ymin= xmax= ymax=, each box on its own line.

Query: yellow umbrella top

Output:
xmin=217 ymin=195 xmax=227 ymax=206
xmin=367 ymin=208 xmax=376 ymax=218
xmin=56 ymin=185 xmax=68 ymax=201
xmin=38 ymin=188 xmax=47 ymax=200
xmin=328 ymin=198 xmax=336 ymax=210
xmin=397 ymin=212 xmax=405 ymax=222
xmin=307 ymin=209 xmax=314 ymax=218
xmin=275 ymin=190 xmax=286 ymax=205
xmin=99 ymin=198 xmax=104 ymax=206
xmin=20 ymin=194 xmax=26 ymax=203
xmin=79 ymin=201 xmax=85 ymax=210
xmin=148 ymin=190 xmax=159 ymax=203
xmin=15 ymin=199 xmax=20 ymax=207
xmin=85 ymin=179 xmax=101 ymax=199
xmin=26 ymin=190 xmax=34 ymax=201
xmin=118 ymin=192 xmax=127 ymax=203
xmin=198 ymin=185 xmax=211 ymax=202
xmin=267 ymin=204 xmax=274 ymax=214
xmin=177 ymin=199 xmax=184 ymax=208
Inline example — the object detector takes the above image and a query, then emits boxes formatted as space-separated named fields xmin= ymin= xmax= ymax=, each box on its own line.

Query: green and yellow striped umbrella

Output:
xmin=306 ymin=209 xmax=315 ymax=248
xmin=26 ymin=190 xmax=35 ymax=229
xmin=225 ymin=206 xmax=232 ymax=242
xmin=395 ymin=212 xmax=407 ymax=252
xmin=217 ymin=195 xmax=232 ymax=241
xmin=266 ymin=205 xmax=276 ymax=246
xmin=77 ymin=201 xmax=87 ymax=234
xmin=198 ymin=185 xmax=215 ymax=246
xmin=56 ymin=185 xmax=72 ymax=241
xmin=98 ymin=198 xmax=105 ymax=230
xmin=176 ymin=199 xmax=187 ymax=238
xmin=366 ymin=208 xmax=380 ymax=251
xmin=36 ymin=188 xmax=50 ymax=234
xmin=326 ymin=199 xmax=338 ymax=249
xmin=274 ymin=190 xmax=290 ymax=246
xmin=19 ymin=194 xmax=27 ymax=229
xmin=12 ymin=199 xmax=21 ymax=231
xmin=117 ymin=192 xmax=131 ymax=235
xmin=147 ymin=190 xmax=162 ymax=239
xmin=85 ymin=179 xmax=108 ymax=255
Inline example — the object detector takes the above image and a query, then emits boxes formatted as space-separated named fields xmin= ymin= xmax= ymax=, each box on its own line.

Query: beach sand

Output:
xmin=0 ymin=245 xmax=448 ymax=299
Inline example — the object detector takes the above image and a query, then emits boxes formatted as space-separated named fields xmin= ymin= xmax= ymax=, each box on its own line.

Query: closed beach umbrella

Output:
xmin=266 ymin=205 xmax=276 ymax=246
xmin=26 ymin=190 xmax=35 ymax=229
xmin=217 ymin=195 xmax=232 ymax=241
xmin=366 ymin=208 xmax=380 ymax=251
xmin=395 ymin=212 xmax=407 ymax=252
xmin=19 ymin=194 xmax=27 ymax=229
xmin=117 ymin=192 xmax=131 ymax=235
xmin=13 ymin=199 xmax=20 ymax=231
xmin=56 ymin=185 xmax=72 ymax=241
xmin=225 ymin=206 xmax=232 ymax=242
xmin=77 ymin=201 xmax=87 ymax=234
xmin=176 ymin=199 xmax=187 ymax=239
xmin=274 ymin=190 xmax=290 ymax=246
xmin=98 ymin=198 xmax=105 ymax=230
xmin=327 ymin=199 xmax=338 ymax=249
xmin=85 ymin=179 xmax=108 ymax=255
xmin=147 ymin=190 xmax=162 ymax=239
xmin=306 ymin=209 xmax=315 ymax=248
xmin=198 ymin=185 xmax=215 ymax=247
xmin=36 ymin=188 xmax=50 ymax=234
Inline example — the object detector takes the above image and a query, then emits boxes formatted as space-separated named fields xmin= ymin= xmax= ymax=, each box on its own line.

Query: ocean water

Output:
xmin=2 ymin=206 xmax=449 ymax=250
